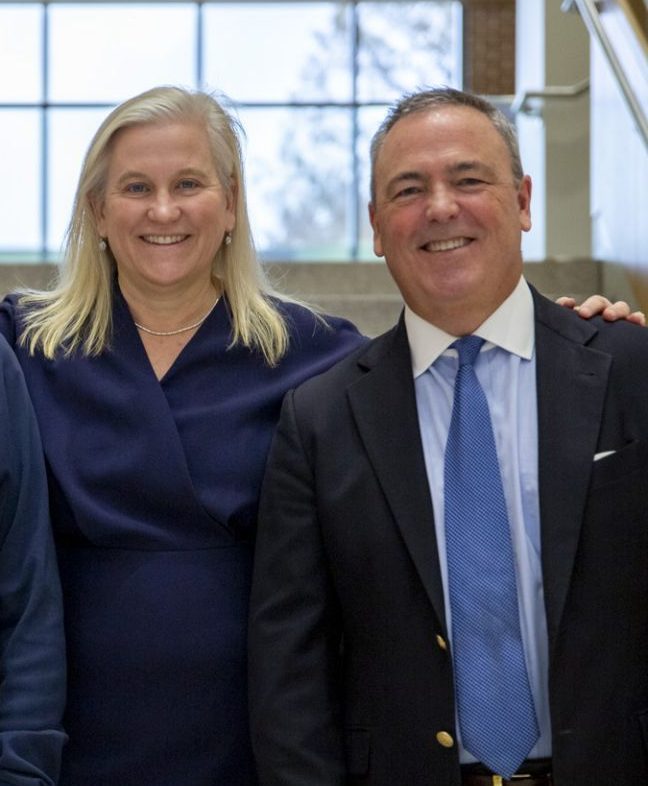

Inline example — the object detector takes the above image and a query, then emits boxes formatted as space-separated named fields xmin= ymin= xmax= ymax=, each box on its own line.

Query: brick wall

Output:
xmin=463 ymin=0 xmax=516 ymax=95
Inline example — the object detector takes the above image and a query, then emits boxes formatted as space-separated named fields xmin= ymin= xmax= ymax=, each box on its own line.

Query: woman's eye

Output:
xmin=125 ymin=182 xmax=148 ymax=194
xmin=178 ymin=179 xmax=200 ymax=191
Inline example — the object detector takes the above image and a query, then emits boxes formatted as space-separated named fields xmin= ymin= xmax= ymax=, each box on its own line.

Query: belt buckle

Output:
xmin=491 ymin=775 xmax=532 ymax=784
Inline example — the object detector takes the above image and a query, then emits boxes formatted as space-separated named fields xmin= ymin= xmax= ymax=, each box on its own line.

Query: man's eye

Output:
xmin=457 ymin=178 xmax=484 ymax=187
xmin=395 ymin=186 xmax=421 ymax=198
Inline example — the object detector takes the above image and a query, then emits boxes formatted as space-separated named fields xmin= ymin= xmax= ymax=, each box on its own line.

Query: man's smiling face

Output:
xmin=369 ymin=105 xmax=532 ymax=332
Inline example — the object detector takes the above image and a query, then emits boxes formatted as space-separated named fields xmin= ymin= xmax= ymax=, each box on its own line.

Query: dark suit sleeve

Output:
xmin=0 ymin=337 xmax=67 ymax=785
xmin=249 ymin=390 xmax=345 ymax=786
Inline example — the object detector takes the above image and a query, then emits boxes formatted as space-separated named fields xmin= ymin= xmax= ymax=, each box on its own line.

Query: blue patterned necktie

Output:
xmin=444 ymin=336 xmax=539 ymax=778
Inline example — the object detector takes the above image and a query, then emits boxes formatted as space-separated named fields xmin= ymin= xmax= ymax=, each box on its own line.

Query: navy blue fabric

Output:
xmin=0 ymin=286 xmax=365 ymax=786
xmin=0 ymin=334 xmax=66 ymax=785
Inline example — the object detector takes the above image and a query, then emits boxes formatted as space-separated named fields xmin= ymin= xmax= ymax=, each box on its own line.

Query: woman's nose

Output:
xmin=147 ymin=192 xmax=181 ymax=223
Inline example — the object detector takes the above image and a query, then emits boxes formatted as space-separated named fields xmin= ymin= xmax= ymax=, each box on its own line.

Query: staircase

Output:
xmin=0 ymin=258 xmax=632 ymax=339
xmin=267 ymin=258 xmax=619 ymax=336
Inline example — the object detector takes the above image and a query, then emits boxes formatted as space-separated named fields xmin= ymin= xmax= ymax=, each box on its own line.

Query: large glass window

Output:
xmin=0 ymin=1 xmax=462 ymax=262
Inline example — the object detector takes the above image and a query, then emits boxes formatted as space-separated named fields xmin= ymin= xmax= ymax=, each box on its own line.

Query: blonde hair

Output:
xmin=19 ymin=85 xmax=293 ymax=365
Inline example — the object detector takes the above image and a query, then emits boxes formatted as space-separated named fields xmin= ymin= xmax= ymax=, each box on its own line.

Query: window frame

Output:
xmin=0 ymin=0 xmax=464 ymax=262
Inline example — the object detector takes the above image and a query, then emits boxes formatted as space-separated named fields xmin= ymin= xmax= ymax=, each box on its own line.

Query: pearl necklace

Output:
xmin=134 ymin=296 xmax=220 ymax=336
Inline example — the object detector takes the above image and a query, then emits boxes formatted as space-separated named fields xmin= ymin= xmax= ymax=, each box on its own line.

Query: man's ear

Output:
xmin=368 ymin=201 xmax=384 ymax=258
xmin=518 ymin=175 xmax=532 ymax=233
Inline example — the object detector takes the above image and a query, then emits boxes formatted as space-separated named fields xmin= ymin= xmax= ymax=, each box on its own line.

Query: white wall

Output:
xmin=589 ymin=5 xmax=647 ymax=303
xmin=516 ymin=0 xmax=591 ymax=261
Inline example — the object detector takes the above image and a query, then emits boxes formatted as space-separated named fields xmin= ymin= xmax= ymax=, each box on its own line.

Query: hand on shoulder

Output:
xmin=556 ymin=295 xmax=646 ymax=326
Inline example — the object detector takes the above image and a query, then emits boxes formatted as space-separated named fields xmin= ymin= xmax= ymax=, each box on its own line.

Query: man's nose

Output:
xmin=424 ymin=184 xmax=459 ymax=222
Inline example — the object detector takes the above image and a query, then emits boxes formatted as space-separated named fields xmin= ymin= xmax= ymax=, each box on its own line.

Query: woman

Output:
xmin=0 ymin=86 xmax=364 ymax=786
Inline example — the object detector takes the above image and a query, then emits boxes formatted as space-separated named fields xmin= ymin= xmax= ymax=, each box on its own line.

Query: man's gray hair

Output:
xmin=369 ymin=86 xmax=524 ymax=201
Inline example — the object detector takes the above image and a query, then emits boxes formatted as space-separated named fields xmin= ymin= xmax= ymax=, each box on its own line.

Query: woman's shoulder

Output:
xmin=268 ymin=298 xmax=368 ymax=381
xmin=275 ymin=298 xmax=367 ymax=352
xmin=274 ymin=298 xmax=361 ymax=337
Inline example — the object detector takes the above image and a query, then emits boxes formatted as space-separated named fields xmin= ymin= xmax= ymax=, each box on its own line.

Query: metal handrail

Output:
xmin=511 ymin=78 xmax=590 ymax=115
xmin=562 ymin=0 xmax=648 ymax=146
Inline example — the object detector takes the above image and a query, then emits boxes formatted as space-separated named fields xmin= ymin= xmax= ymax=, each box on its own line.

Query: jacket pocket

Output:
xmin=345 ymin=727 xmax=371 ymax=776
xmin=589 ymin=439 xmax=647 ymax=490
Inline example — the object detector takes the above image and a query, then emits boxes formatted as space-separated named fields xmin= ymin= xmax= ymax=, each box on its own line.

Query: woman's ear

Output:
xmin=226 ymin=177 xmax=237 ymax=231
xmin=89 ymin=194 xmax=107 ymax=238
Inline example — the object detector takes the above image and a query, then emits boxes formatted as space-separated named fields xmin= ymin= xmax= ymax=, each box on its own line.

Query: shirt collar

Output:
xmin=405 ymin=276 xmax=535 ymax=378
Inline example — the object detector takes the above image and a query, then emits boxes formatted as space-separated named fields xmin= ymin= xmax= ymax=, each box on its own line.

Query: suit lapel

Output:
xmin=344 ymin=293 xmax=613 ymax=643
xmin=533 ymin=291 xmax=611 ymax=648
xmin=347 ymin=317 xmax=447 ymax=626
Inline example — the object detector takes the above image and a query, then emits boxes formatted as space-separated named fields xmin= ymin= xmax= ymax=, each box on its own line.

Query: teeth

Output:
xmin=142 ymin=235 xmax=186 ymax=245
xmin=425 ymin=237 xmax=470 ymax=252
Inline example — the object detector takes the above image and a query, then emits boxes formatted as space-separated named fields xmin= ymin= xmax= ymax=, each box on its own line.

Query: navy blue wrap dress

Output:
xmin=0 ymin=286 xmax=365 ymax=786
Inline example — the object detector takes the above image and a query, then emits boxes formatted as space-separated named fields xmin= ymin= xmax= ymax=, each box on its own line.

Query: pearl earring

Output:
xmin=224 ymin=232 xmax=232 ymax=246
xmin=99 ymin=238 xmax=107 ymax=252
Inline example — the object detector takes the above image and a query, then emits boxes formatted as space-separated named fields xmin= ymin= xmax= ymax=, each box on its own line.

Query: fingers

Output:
xmin=599 ymin=301 xmax=646 ymax=325
xmin=556 ymin=294 xmax=645 ymax=325
xmin=624 ymin=309 xmax=646 ymax=327
xmin=572 ymin=294 xmax=614 ymax=319
xmin=555 ymin=296 xmax=577 ymax=308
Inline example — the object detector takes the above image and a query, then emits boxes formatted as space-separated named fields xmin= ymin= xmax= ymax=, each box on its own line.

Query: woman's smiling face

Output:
xmin=96 ymin=120 xmax=235 ymax=295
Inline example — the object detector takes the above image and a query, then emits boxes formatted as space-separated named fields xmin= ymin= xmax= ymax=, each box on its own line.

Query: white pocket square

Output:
xmin=594 ymin=450 xmax=616 ymax=462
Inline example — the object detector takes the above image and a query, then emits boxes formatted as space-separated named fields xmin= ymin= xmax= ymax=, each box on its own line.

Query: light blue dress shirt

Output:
xmin=407 ymin=277 xmax=551 ymax=762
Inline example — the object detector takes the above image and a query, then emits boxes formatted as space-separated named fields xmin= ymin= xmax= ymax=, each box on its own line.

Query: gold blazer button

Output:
xmin=436 ymin=731 xmax=454 ymax=748
xmin=436 ymin=634 xmax=448 ymax=651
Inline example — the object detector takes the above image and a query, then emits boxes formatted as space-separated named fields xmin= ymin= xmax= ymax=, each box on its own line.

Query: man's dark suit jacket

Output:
xmin=249 ymin=288 xmax=648 ymax=786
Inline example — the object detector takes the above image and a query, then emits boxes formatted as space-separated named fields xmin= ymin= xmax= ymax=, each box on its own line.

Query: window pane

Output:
xmin=357 ymin=105 xmax=388 ymax=260
xmin=357 ymin=1 xmax=462 ymax=101
xmin=0 ymin=4 xmax=42 ymax=102
xmin=0 ymin=1 xmax=465 ymax=263
xmin=48 ymin=4 xmax=197 ymax=103
xmin=203 ymin=3 xmax=352 ymax=103
xmin=0 ymin=110 xmax=41 ymax=253
xmin=47 ymin=108 xmax=113 ymax=253
xmin=237 ymin=107 xmax=353 ymax=260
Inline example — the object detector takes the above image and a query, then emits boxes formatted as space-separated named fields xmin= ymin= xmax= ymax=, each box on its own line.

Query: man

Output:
xmin=0 ymin=334 xmax=66 ymax=784
xmin=248 ymin=87 xmax=648 ymax=786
